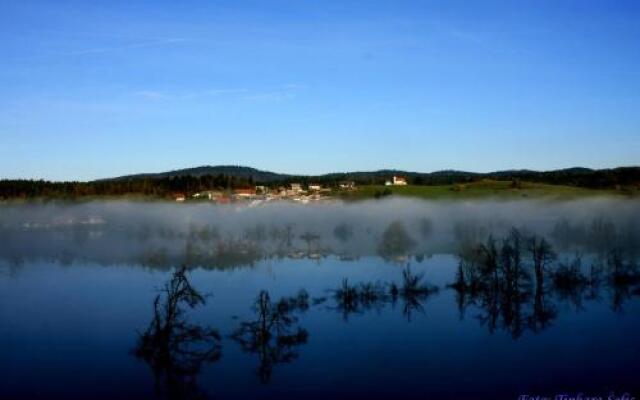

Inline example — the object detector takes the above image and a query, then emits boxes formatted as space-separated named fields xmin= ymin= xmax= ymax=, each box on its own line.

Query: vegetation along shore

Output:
xmin=1 ymin=165 xmax=638 ymax=202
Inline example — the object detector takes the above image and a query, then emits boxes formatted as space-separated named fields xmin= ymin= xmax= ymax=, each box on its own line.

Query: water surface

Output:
xmin=1 ymin=198 xmax=639 ymax=399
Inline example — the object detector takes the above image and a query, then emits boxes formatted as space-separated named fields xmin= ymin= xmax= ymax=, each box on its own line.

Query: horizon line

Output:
xmin=2 ymin=164 xmax=639 ymax=183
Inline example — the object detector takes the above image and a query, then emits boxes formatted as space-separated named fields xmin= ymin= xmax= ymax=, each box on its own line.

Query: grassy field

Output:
xmin=340 ymin=180 xmax=639 ymax=201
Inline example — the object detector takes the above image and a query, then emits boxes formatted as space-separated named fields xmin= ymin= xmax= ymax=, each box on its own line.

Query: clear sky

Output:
xmin=1 ymin=0 xmax=639 ymax=181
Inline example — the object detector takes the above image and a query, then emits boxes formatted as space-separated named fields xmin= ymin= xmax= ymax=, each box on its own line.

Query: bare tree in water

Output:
xmin=450 ymin=229 xmax=559 ymax=339
xmin=332 ymin=278 xmax=389 ymax=320
xmin=389 ymin=267 xmax=439 ymax=322
xmin=331 ymin=267 xmax=438 ymax=322
xmin=231 ymin=290 xmax=309 ymax=384
xmin=134 ymin=266 xmax=221 ymax=400
xmin=378 ymin=221 xmax=416 ymax=261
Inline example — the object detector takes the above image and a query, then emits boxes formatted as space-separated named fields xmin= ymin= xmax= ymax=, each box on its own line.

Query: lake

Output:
xmin=1 ymin=198 xmax=639 ymax=399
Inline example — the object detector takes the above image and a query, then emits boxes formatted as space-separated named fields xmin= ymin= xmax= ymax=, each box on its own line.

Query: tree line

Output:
xmin=1 ymin=167 xmax=638 ymax=199
xmin=0 ymin=174 xmax=256 ymax=199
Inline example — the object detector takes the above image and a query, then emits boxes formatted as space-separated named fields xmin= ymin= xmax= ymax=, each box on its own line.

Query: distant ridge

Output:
xmin=100 ymin=165 xmax=482 ymax=183
xmin=3 ymin=165 xmax=638 ymax=199
xmin=96 ymin=164 xmax=640 ymax=187
xmin=101 ymin=165 xmax=288 ymax=183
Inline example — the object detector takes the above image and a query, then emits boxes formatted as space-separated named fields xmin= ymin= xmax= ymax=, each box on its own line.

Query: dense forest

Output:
xmin=1 ymin=166 xmax=638 ymax=199
xmin=0 ymin=174 xmax=255 ymax=199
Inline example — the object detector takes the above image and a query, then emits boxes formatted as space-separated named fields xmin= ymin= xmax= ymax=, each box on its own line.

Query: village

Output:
xmin=174 ymin=176 xmax=408 ymax=203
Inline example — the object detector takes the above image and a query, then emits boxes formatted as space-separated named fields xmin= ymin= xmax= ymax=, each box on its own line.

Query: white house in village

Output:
xmin=308 ymin=183 xmax=322 ymax=191
xmin=233 ymin=187 xmax=255 ymax=198
xmin=339 ymin=181 xmax=356 ymax=190
xmin=386 ymin=176 xmax=407 ymax=186
xmin=192 ymin=190 xmax=223 ymax=200
xmin=290 ymin=183 xmax=303 ymax=193
xmin=393 ymin=176 xmax=407 ymax=185
xmin=277 ymin=186 xmax=288 ymax=196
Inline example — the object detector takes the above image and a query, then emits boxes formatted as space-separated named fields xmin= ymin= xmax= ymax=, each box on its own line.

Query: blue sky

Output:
xmin=1 ymin=0 xmax=639 ymax=180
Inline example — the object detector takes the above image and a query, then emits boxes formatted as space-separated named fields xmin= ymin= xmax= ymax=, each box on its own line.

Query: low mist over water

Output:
xmin=1 ymin=198 xmax=638 ymax=267
xmin=1 ymin=198 xmax=639 ymax=399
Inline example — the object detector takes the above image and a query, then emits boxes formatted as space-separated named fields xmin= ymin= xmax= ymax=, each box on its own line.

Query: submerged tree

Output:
xmin=300 ymin=232 xmax=322 ymax=254
xmin=134 ymin=266 xmax=221 ymax=400
xmin=550 ymin=254 xmax=595 ymax=311
xmin=231 ymin=290 xmax=309 ymax=384
xmin=378 ymin=221 xmax=416 ymax=260
xmin=605 ymin=248 xmax=640 ymax=313
xmin=333 ymin=223 xmax=354 ymax=243
xmin=528 ymin=235 xmax=556 ymax=290
xmin=331 ymin=268 xmax=438 ymax=322
xmin=390 ymin=267 xmax=439 ymax=321
xmin=449 ymin=229 xmax=560 ymax=339
xmin=332 ymin=279 xmax=389 ymax=320
xmin=417 ymin=217 xmax=433 ymax=239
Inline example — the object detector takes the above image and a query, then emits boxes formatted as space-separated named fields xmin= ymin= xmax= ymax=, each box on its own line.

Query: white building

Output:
xmin=290 ymin=183 xmax=303 ymax=194
xmin=392 ymin=176 xmax=407 ymax=185
xmin=339 ymin=181 xmax=356 ymax=190
xmin=192 ymin=190 xmax=223 ymax=200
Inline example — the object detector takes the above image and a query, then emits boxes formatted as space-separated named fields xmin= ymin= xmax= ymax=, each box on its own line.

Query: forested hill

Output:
xmin=0 ymin=165 xmax=638 ymax=199
xmin=104 ymin=165 xmax=640 ymax=187
xmin=102 ymin=165 xmax=288 ymax=183
xmin=100 ymin=165 xmax=640 ymax=186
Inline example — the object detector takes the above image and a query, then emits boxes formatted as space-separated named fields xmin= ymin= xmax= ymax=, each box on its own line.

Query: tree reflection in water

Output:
xmin=451 ymin=227 xmax=640 ymax=338
xmin=378 ymin=220 xmax=416 ymax=261
xmin=129 ymin=225 xmax=640 ymax=397
xmin=451 ymin=229 xmax=558 ymax=338
xmin=331 ymin=267 xmax=438 ymax=322
xmin=134 ymin=266 xmax=221 ymax=400
xmin=231 ymin=290 xmax=310 ymax=384
xmin=390 ymin=267 xmax=439 ymax=321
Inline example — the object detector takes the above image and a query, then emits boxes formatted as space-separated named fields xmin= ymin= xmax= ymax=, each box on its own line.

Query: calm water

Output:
xmin=1 ymin=199 xmax=639 ymax=399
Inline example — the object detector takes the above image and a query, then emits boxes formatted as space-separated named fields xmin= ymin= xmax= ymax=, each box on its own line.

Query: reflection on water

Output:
xmin=378 ymin=221 xmax=416 ymax=260
xmin=1 ymin=198 xmax=638 ymax=269
xmin=452 ymin=229 xmax=557 ymax=338
xmin=134 ymin=266 xmax=221 ymax=399
xmin=231 ymin=290 xmax=309 ymax=383
xmin=1 ymin=199 xmax=639 ymax=399
xmin=130 ymin=222 xmax=639 ymax=397
xmin=331 ymin=267 xmax=438 ymax=321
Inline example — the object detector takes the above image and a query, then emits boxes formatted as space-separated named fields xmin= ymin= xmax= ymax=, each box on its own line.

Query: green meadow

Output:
xmin=341 ymin=180 xmax=638 ymax=201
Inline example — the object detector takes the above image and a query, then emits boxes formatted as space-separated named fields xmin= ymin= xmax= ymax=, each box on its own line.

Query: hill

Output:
xmin=100 ymin=165 xmax=640 ymax=188
xmin=1 ymin=165 xmax=638 ymax=200
xmin=103 ymin=165 xmax=288 ymax=183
